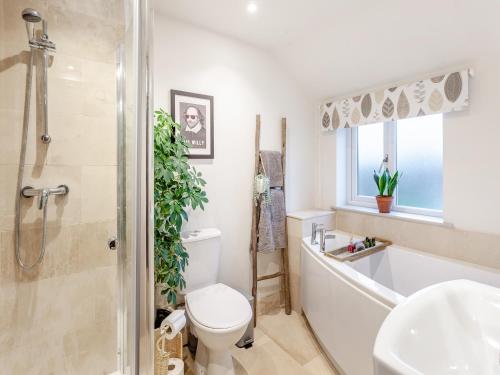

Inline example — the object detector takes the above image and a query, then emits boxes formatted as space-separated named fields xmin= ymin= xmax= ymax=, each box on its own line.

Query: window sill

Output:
xmin=332 ymin=205 xmax=454 ymax=228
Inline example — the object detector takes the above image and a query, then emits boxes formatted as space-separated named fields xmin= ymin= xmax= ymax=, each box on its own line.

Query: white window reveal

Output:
xmin=348 ymin=114 xmax=443 ymax=217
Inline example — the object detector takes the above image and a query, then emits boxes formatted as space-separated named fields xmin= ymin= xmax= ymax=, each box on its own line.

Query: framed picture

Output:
xmin=171 ymin=90 xmax=214 ymax=159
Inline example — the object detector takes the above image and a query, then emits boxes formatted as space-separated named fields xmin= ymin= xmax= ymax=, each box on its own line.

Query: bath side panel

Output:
xmin=301 ymin=244 xmax=392 ymax=375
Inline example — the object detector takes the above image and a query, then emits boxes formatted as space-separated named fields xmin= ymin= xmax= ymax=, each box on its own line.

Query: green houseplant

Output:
xmin=154 ymin=109 xmax=208 ymax=305
xmin=373 ymin=168 xmax=401 ymax=213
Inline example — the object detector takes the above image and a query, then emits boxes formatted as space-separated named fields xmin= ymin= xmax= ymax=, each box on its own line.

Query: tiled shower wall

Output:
xmin=0 ymin=1 xmax=123 ymax=373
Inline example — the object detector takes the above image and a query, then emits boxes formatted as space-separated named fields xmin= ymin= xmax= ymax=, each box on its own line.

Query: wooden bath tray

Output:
xmin=324 ymin=238 xmax=392 ymax=262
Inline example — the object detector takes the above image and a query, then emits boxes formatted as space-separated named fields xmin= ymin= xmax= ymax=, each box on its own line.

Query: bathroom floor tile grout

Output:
xmin=259 ymin=309 xmax=340 ymax=375
xmin=184 ymin=308 xmax=339 ymax=375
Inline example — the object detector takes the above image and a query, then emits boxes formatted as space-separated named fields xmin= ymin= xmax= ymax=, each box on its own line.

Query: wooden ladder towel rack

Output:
xmin=251 ymin=114 xmax=292 ymax=327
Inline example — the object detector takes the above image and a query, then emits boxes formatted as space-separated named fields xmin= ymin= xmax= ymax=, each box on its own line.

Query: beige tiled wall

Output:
xmin=0 ymin=0 xmax=123 ymax=373
xmin=336 ymin=210 xmax=500 ymax=271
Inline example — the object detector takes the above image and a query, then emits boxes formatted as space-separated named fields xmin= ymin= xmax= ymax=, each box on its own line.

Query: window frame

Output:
xmin=347 ymin=120 xmax=443 ymax=218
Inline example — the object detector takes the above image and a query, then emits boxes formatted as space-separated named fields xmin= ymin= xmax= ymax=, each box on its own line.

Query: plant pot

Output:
xmin=376 ymin=195 xmax=394 ymax=213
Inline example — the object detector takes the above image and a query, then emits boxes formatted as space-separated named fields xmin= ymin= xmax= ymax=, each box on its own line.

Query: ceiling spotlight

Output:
xmin=247 ymin=2 xmax=258 ymax=14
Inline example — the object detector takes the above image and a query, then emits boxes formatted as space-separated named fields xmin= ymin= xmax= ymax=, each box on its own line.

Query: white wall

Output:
xmin=443 ymin=53 xmax=500 ymax=234
xmin=154 ymin=15 xmax=316 ymax=293
xmin=317 ymin=50 xmax=500 ymax=236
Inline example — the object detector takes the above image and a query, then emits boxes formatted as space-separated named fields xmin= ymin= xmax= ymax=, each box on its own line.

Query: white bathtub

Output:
xmin=301 ymin=231 xmax=500 ymax=375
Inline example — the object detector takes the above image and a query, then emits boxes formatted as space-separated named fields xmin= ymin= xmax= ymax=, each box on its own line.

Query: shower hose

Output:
xmin=15 ymin=47 xmax=48 ymax=270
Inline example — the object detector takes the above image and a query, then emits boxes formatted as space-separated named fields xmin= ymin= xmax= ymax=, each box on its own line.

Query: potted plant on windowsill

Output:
xmin=373 ymin=168 xmax=401 ymax=213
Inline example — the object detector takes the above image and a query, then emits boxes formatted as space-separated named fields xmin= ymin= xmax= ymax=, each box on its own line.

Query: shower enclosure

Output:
xmin=0 ymin=0 xmax=153 ymax=374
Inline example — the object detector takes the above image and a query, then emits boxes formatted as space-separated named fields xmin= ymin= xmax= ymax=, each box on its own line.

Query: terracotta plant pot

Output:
xmin=376 ymin=195 xmax=394 ymax=213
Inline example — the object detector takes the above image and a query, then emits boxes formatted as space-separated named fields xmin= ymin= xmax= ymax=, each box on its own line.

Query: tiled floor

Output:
xmin=184 ymin=309 xmax=340 ymax=375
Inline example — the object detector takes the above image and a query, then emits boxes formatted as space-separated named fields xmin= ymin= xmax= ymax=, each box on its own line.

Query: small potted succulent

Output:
xmin=373 ymin=168 xmax=401 ymax=213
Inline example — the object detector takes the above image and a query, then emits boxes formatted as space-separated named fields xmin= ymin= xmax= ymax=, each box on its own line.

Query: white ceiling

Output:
xmin=154 ymin=0 xmax=500 ymax=100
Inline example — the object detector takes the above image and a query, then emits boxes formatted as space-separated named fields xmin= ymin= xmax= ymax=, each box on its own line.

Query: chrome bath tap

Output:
xmin=319 ymin=227 xmax=336 ymax=253
xmin=311 ymin=223 xmax=323 ymax=245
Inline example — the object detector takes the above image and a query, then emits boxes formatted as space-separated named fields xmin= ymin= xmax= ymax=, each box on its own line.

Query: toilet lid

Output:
xmin=186 ymin=283 xmax=252 ymax=329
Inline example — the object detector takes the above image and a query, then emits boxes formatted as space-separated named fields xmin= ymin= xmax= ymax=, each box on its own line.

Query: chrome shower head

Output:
xmin=22 ymin=8 xmax=42 ymax=23
xmin=21 ymin=8 xmax=42 ymax=41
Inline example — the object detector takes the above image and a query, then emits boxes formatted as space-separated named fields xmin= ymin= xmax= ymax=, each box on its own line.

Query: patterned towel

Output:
xmin=258 ymin=189 xmax=286 ymax=253
xmin=259 ymin=151 xmax=283 ymax=188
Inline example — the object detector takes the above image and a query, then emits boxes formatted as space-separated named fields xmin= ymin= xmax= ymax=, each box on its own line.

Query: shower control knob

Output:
xmin=107 ymin=237 xmax=118 ymax=251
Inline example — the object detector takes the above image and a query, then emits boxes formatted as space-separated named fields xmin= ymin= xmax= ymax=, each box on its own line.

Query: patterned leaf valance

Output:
xmin=320 ymin=69 xmax=470 ymax=130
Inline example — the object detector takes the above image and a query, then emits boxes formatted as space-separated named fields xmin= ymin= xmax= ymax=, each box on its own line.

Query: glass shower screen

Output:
xmin=0 ymin=0 xmax=153 ymax=373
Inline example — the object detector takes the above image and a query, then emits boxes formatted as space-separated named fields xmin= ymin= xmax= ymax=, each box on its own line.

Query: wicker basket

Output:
xmin=154 ymin=328 xmax=183 ymax=375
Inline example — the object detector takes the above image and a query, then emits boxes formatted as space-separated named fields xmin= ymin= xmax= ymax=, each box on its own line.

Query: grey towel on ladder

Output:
xmin=260 ymin=151 xmax=283 ymax=187
xmin=258 ymin=189 xmax=286 ymax=253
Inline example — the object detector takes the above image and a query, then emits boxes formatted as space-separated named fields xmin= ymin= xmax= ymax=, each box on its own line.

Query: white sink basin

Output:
xmin=374 ymin=280 xmax=500 ymax=375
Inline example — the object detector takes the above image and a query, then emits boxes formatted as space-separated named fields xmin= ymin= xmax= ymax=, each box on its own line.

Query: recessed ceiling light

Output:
xmin=247 ymin=2 xmax=258 ymax=14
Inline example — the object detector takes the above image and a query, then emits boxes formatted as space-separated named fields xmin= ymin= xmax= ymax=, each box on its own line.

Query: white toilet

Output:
xmin=181 ymin=228 xmax=252 ymax=375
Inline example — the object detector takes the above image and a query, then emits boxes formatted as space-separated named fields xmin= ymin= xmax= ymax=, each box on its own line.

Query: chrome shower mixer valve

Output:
xmin=21 ymin=185 xmax=69 ymax=209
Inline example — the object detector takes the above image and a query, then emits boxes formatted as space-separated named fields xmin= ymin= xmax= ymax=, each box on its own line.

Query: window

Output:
xmin=348 ymin=114 xmax=443 ymax=216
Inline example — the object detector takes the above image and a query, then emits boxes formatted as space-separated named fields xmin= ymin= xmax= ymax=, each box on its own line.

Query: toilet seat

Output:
xmin=186 ymin=283 xmax=252 ymax=330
